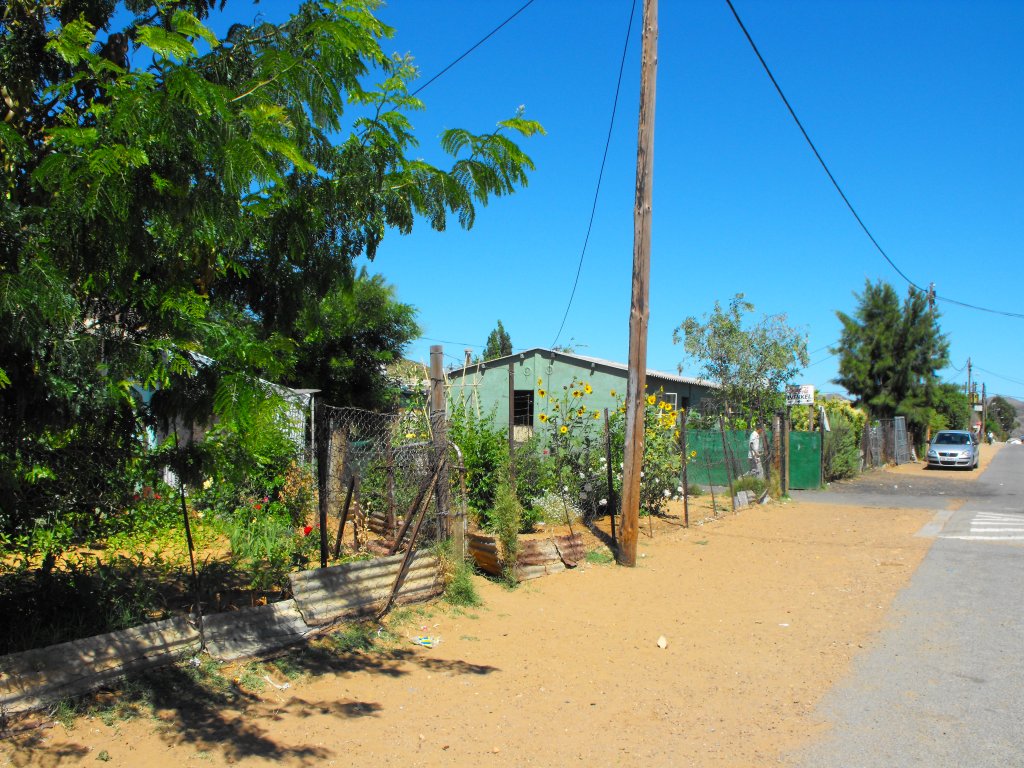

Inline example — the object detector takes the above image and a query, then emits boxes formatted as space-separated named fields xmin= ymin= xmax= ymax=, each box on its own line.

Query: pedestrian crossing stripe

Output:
xmin=939 ymin=511 xmax=1024 ymax=542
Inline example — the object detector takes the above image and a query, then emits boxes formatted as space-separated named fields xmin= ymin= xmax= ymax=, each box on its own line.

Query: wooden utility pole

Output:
xmin=619 ymin=0 xmax=658 ymax=567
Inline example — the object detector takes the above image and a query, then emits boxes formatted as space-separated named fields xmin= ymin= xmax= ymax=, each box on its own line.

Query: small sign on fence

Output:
xmin=786 ymin=384 xmax=815 ymax=406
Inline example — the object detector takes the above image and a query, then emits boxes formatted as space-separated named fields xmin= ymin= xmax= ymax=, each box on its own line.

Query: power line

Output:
xmin=410 ymin=0 xmax=538 ymax=97
xmin=550 ymin=0 xmax=638 ymax=349
xmin=419 ymin=335 xmax=483 ymax=348
xmin=974 ymin=365 xmax=1024 ymax=390
xmin=723 ymin=0 xmax=1024 ymax=321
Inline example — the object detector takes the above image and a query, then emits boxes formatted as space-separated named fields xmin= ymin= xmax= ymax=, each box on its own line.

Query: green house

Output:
xmin=446 ymin=348 xmax=717 ymax=439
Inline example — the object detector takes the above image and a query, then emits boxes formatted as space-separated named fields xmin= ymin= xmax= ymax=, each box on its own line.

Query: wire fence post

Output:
xmin=604 ymin=408 xmax=617 ymax=543
xmin=678 ymin=411 xmax=689 ymax=528
xmin=718 ymin=414 xmax=736 ymax=513
xmin=429 ymin=345 xmax=451 ymax=539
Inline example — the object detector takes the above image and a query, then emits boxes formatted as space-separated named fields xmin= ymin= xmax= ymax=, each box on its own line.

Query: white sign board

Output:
xmin=786 ymin=384 xmax=815 ymax=406
xmin=973 ymin=404 xmax=983 ymax=412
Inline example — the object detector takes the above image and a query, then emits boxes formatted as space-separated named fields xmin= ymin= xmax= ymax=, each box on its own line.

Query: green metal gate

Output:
xmin=788 ymin=431 xmax=821 ymax=490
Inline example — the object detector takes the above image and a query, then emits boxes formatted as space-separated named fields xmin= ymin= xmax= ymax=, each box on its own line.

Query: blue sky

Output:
xmin=198 ymin=1 xmax=1024 ymax=400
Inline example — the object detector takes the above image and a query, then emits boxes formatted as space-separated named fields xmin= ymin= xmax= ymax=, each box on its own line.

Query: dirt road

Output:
xmin=2 ymin=494 xmax=938 ymax=767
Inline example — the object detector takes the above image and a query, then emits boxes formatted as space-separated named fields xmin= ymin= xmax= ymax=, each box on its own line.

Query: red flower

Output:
xmin=303 ymin=525 xmax=313 ymax=536
xmin=262 ymin=496 xmax=269 ymax=502
xmin=154 ymin=493 xmax=162 ymax=500
xmin=254 ymin=504 xmax=262 ymax=511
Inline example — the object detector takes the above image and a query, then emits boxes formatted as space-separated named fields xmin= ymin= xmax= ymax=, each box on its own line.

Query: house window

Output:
xmin=513 ymin=390 xmax=534 ymax=426
xmin=659 ymin=392 xmax=678 ymax=409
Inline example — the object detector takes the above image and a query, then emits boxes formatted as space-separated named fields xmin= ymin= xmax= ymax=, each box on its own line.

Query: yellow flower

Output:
xmin=538 ymin=388 xmax=546 ymax=398
xmin=577 ymin=406 xmax=586 ymax=416
xmin=405 ymin=432 xmax=416 ymax=439
xmin=690 ymin=450 xmax=697 ymax=458
xmin=646 ymin=394 xmax=656 ymax=405
xmin=592 ymin=411 xmax=601 ymax=420
xmin=538 ymin=413 xmax=549 ymax=423
xmin=553 ymin=403 xmax=560 ymax=411
xmin=537 ymin=377 xmax=543 ymax=386
xmin=559 ymin=425 xmax=568 ymax=434
xmin=610 ymin=389 xmax=617 ymax=397
xmin=584 ymin=383 xmax=593 ymax=394
xmin=572 ymin=390 xmax=581 ymax=398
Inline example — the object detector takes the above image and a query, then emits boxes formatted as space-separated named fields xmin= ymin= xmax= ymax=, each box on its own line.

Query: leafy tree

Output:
xmin=293 ymin=269 xmax=419 ymax=409
xmin=930 ymin=383 xmax=971 ymax=432
xmin=483 ymin=320 xmax=513 ymax=360
xmin=673 ymin=294 xmax=808 ymax=426
xmin=0 ymin=1 xmax=543 ymax=539
xmin=986 ymin=396 xmax=1018 ymax=440
xmin=833 ymin=281 xmax=949 ymax=438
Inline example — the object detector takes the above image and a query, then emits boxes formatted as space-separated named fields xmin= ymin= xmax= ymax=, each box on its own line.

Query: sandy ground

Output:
xmin=0 ymin=490 xmax=943 ymax=768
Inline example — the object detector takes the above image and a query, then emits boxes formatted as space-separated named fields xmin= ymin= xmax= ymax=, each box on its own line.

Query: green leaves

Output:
xmin=834 ymin=280 xmax=949 ymax=435
xmin=675 ymin=293 xmax=808 ymax=424
xmin=1 ymin=0 xmax=542 ymax=541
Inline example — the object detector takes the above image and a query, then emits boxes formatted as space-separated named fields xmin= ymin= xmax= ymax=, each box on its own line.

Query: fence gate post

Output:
xmin=429 ymin=345 xmax=451 ymax=538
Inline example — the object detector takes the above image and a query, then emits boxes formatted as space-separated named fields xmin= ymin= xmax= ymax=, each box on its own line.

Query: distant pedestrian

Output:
xmin=987 ymin=430 xmax=994 ymax=445
xmin=748 ymin=425 xmax=764 ymax=479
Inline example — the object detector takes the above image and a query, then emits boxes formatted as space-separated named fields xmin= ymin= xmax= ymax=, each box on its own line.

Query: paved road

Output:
xmin=790 ymin=447 xmax=1024 ymax=768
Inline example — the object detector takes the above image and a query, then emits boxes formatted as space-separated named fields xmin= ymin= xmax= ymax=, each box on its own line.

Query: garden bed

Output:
xmin=467 ymin=531 xmax=587 ymax=582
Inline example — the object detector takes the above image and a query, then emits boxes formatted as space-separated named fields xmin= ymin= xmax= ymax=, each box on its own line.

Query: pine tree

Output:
xmin=833 ymin=281 xmax=949 ymax=437
xmin=483 ymin=320 xmax=513 ymax=360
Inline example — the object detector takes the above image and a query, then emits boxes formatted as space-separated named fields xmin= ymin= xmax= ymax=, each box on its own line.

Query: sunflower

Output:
xmin=538 ymin=413 xmax=549 ymax=423
xmin=559 ymin=425 xmax=568 ymax=434
xmin=584 ymin=383 xmax=593 ymax=394
xmin=610 ymin=389 xmax=617 ymax=397
xmin=538 ymin=388 xmax=546 ymax=398
xmin=646 ymin=394 xmax=657 ymax=405
xmin=592 ymin=411 xmax=601 ymax=420
xmin=537 ymin=377 xmax=543 ymax=386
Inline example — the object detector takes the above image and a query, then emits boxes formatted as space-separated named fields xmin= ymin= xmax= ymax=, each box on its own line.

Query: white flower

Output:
xmin=640 ymin=471 xmax=645 ymax=478
xmin=677 ymin=486 xmax=684 ymax=493
xmin=663 ymin=489 xmax=671 ymax=497
xmin=599 ymin=498 xmax=608 ymax=506
xmin=562 ymin=485 xmax=569 ymax=492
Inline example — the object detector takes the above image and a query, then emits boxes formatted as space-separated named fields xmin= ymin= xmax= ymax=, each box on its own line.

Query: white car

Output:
xmin=1008 ymin=437 xmax=1022 ymax=445
xmin=926 ymin=430 xmax=980 ymax=470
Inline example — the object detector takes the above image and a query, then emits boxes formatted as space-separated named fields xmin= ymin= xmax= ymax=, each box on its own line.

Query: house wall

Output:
xmin=447 ymin=350 xmax=713 ymax=431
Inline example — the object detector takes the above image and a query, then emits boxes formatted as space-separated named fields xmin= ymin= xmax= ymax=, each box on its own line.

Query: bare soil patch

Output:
xmin=1 ymin=498 xmax=933 ymax=768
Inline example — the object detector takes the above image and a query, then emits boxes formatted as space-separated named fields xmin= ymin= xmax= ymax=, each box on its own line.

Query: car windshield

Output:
xmin=934 ymin=433 xmax=969 ymax=445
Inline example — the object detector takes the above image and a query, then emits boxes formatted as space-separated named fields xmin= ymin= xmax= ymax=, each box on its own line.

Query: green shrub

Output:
xmin=732 ymin=475 xmax=766 ymax=497
xmin=448 ymin=404 xmax=509 ymax=514
xmin=489 ymin=482 xmax=522 ymax=586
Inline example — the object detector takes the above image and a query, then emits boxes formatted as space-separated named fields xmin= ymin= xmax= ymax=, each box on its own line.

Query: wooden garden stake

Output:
xmin=333 ymin=475 xmax=356 ymax=559
xmin=385 ymin=437 xmax=396 ymax=537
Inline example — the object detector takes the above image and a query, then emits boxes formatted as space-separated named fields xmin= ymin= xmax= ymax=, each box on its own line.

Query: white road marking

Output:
xmin=939 ymin=511 xmax=1024 ymax=542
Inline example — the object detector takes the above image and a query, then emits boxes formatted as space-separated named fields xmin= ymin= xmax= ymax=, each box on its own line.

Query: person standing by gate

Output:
xmin=748 ymin=424 xmax=764 ymax=479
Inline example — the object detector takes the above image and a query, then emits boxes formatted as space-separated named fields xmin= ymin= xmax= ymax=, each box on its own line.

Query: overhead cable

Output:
xmin=724 ymin=0 xmax=1024 ymax=321
xmin=410 ymin=0 xmax=538 ymax=97
xmin=550 ymin=0 xmax=639 ymax=349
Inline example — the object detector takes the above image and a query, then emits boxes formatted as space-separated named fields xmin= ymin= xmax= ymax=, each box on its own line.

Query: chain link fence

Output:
xmin=315 ymin=405 xmax=466 ymax=556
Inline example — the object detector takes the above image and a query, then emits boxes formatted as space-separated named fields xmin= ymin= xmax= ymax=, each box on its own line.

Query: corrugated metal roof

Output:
xmin=446 ymin=347 xmax=717 ymax=389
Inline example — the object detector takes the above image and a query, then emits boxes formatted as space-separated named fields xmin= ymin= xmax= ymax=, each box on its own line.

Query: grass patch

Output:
xmin=329 ymin=622 xmax=377 ymax=653
xmin=585 ymin=549 xmax=614 ymax=565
